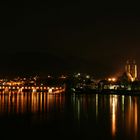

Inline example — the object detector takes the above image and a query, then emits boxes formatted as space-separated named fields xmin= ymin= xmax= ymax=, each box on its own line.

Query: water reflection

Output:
xmin=71 ymin=93 xmax=140 ymax=139
xmin=0 ymin=91 xmax=65 ymax=114
xmin=125 ymin=96 xmax=138 ymax=138
xmin=96 ymin=94 xmax=98 ymax=119
xmin=0 ymin=91 xmax=140 ymax=139
xmin=110 ymin=95 xmax=118 ymax=136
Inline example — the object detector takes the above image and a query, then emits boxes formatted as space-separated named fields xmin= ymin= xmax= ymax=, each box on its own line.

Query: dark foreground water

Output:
xmin=0 ymin=92 xmax=140 ymax=139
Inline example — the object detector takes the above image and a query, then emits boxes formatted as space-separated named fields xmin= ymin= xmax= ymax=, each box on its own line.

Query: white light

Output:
xmin=86 ymin=75 xmax=90 ymax=79
xmin=48 ymin=88 xmax=52 ymax=93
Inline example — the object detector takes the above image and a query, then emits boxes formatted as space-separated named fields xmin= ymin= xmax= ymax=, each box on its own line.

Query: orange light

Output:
xmin=112 ymin=78 xmax=116 ymax=82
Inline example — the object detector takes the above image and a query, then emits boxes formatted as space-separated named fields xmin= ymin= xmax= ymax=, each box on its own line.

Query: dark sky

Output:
xmin=0 ymin=1 xmax=140 ymax=78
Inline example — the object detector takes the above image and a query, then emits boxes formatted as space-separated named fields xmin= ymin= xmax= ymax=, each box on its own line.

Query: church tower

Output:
xmin=125 ymin=59 xmax=137 ymax=81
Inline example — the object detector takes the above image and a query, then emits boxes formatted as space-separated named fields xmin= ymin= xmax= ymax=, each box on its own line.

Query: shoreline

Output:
xmin=72 ymin=89 xmax=140 ymax=96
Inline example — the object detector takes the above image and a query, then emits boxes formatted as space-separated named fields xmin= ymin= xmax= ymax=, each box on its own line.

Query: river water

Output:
xmin=0 ymin=92 xmax=139 ymax=139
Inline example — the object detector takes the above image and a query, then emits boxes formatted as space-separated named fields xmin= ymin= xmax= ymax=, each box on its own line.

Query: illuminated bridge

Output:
xmin=0 ymin=85 xmax=66 ymax=94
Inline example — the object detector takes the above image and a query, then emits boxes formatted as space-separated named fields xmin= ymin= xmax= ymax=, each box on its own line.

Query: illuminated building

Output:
xmin=125 ymin=60 xmax=137 ymax=81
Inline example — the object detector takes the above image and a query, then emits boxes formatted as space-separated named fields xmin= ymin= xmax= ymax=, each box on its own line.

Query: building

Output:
xmin=125 ymin=59 xmax=137 ymax=81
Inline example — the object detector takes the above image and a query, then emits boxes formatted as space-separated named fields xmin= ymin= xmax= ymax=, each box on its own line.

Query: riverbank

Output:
xmin=73 ymin=89 xmax=140 ymax=96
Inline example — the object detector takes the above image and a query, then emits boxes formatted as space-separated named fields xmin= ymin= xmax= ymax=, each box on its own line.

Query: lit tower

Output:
xmin=125 ymin=60 xmax=131 ymax=74
xmin=132 ymin=60 xmax=137 ymax=80
xmin=125 ymin=59 xmax=138 ymax=81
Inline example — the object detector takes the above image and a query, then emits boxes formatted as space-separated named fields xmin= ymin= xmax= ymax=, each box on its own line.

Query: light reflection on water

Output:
xmin=0 ymin=91 xmax=140 ymax=139
xmin=71 ymin=93 xmax=140 ymax=139
xmin=0 ymin=92 xmax=65 ymax=114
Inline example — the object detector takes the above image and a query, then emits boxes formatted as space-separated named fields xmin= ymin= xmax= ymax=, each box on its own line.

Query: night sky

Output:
xmin=0 ymin=1 xmax=140 ymax=78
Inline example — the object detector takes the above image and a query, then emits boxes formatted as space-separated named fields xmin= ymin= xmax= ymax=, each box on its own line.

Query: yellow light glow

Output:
xmin=112 ymin=78 xmax=116 ymax=82
xmin=108 ymin=78 xmax=112 ymax=81
xmin=108 ymin=78 xmax=116 ymax=82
